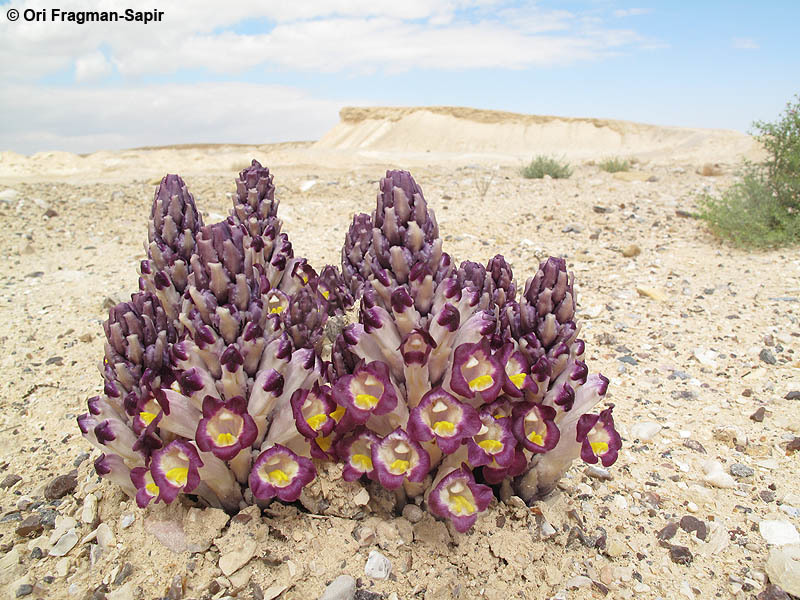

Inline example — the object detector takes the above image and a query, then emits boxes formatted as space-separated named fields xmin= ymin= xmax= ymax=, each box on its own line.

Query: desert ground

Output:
xmin=0 ymin=107 xmax=798 ymax=600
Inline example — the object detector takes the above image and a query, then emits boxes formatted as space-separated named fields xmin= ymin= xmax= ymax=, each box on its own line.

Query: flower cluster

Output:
xmin=79 ymin=163 xmax=620 ymax=532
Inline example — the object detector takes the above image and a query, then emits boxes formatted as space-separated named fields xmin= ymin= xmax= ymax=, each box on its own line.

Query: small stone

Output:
xmin=120 ymin=514 xmax=135 ymax=529
xmin=0 ymin=189 xmax=19 ymax=202
xmin=319 ymin=575 xmax=357 ymax=600
xmin=766 ymin=544 xmax=800 ymax=596
xmin=30 ymin=547 xmax=43 ymax=560
xmin=96 ymin=523 xmax=116 ymax=549
xmin=785 ymin=391 xmax=800 ymax=400
xmin=630 ymin=421 xmax=661 ymax=442
xmin=82 ymin=493 xmax=98 ymax=524
xmin=760 ymin=349 xmax=777 ymax=365
xmin=751 ymin=407 xmax=767 ymax=422
xmin=702 ymin=460 xmax=736 ymax=489
xmin=669 ymin=545 xmax=693 ymax=565
xmin=657 ymin=522 xmax=678 ymax=541
xmin=15 ymin=584 xmax=33 ymax=597
xmin=679 ymin=516 xmax=708 ymax=540
xmin=636 ymin=286 xmax=667 ymax=301
xmin=49 ymin=529 xmax=79 ymax=556
xmin=760 ymin=520 xmax=800 ymax=546
xmin=621 ymin=244 xmax=641 ymax=257
xmin=1 ymin=474 xmax=22 ymax=489
xmin=757 ymin=584 xmax=791 ymax=600
xmin=566 ymin=575 xmax=593 ymax=589
xmin=730 ymin=463 xmax=755 ymax=478
xmin=541 ymin=521 xmax=557 ymax=537
xmin=15 ymin=515 xmax=43 ymax=537
xmin=585 ymin=466 xmax=613 ymax=481
xmin=396 ymin=505 xmax=422 ymax=528
xmin=364 ymin=550 xmax=391 ymax=580
xmin=113 ymin=563 xmax=133 ymax=586
xmin=43 ymin=208 xmax=58 ymax=218
xmin=218 ymin=539 xmax=257 ymax=576
xmin=353 ymin=488 xmax=370 ymax=507
xmin=44 ymin=473 xmax=77 ymax=500
xmin=682 ymin=439 xmax=706 ymax=454
xmin=73 ymin=453 xmax=89 ymax=467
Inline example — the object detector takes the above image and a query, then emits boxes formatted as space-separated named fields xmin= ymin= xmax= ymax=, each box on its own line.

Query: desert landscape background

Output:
xmin=0 ymin=106 xmax=799 ymax=600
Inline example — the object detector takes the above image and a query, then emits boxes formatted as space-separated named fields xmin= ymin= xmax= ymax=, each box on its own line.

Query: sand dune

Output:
xmin=315 ymin=106 xmax=761 ymax=163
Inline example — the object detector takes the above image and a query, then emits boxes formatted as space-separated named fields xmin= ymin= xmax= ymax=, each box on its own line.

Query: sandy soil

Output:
xmin=0 ymin=108 xmax=799 ymax=600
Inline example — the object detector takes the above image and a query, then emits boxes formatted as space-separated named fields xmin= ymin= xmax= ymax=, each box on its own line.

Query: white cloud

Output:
xmin=0 ymin=82 xmax=347 ymax=154
xmin=0 ymin=0 xmax=648 ymax=81
xmin=75 ymin=51 xmax=112 ymax=81
xmin=613 ymin=8 xmax=652 ymax=18
xmin=733 ymin=37 xmax=759 ymax=49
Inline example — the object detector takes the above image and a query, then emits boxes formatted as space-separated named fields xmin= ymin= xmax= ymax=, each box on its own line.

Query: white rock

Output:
xmin=353 ymin=488 xmax=370 ymax=506
xmin=693 ymin=348 xmax=718 ymax=367
xmin=300 ymin=180 xmax=317 ymax=192
xmin=107 ymin=582 xmax=136 ymax=600
xmin=364 ymin=550 xmax=391 ymax=580
xmin=319 ymin=574 xmax=357 ymax=600
xmin=82 ymin=493 xmax=97 ymax=524
xmin=566 ymin=575 xmax=592 ymax=589
xmin=219 ymin=539 xmax=257 ymax=576
xmin=120 ymin=514 xmax=135 ymax=529
xmin=766 ymin=544 xmax=800 ymax=596
xmin=96 ymin=523 xmax=116 ymax=549
xmin=0 ymin=189 xmax=19 ymax=202
xmin=760 ymin=520 xmax=800 ymax=546
xmin=630 ymin=421 xmax=662 ymax=442
xmin=702 ymin=460 xmax=736 ymax=489
xmin=56 ymin=557 xmax=70 ymax=577
xmin=49 ymin=529 xmax=79 ymax=557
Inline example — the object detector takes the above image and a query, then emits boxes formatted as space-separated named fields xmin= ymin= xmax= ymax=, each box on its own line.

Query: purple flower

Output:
xmin=576 ymin=405 xmax=621 ymax=467
xmin=130 ymin=466 xmax=160 ymax=508
xmin=332 ymin=361 xmax=397 ymax=423
xmin=336 ymin=427 xmax=380 ymax=482
xmin=195 ymin=396 xmax=258 ymax=461
xmin=449 ymin=339 xmax=503 ymax=403
xmin=428 ymin=465 xmax=493 ymax=532
xmin=511 ymin=402 xmax=560 ymax=453
xmin=371 ymin=428 xmax=430 ymax=490
xmin=408 ymin=388 xmax=480 ymax=453
xmin=467 ymin=412 xmax=517 ymax=468
xmin=249 ymin=444 xmax=316 ymax=502
xmin=149 ymin=440 xmax=203 ymax=504
xmin=290 ymin=383 xmax=336 ymax=440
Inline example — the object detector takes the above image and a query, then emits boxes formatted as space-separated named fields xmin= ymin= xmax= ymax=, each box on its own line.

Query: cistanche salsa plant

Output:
xmin=79 ymin=161 xmax=620 ymax=533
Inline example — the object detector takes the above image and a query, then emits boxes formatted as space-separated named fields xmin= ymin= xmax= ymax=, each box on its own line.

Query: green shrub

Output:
xmin=521 ymin=155 xmax=572 ymax=179
xmin=598 ymin=157 xmax=630 ymax=173
xmin=700 ymin=95 xmax=800 ymax=248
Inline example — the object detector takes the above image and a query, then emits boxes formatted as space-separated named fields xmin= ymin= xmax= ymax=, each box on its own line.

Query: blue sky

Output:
xmin=1 ymin=0 xmax=798 ymax=154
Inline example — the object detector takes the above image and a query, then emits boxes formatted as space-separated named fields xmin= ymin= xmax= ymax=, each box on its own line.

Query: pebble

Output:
xmin=730 ymin=463 xmax=755 ymax=478
xmin=751 ymin=407 xmax=767 ymax=422
xmin=120 ymin=514 xmax=135 ymax=529
xmin=585 ymin=466 xmax=613 ymax=481
xmin=319 ymin=575 xmax=356 ymax=600
xmin=364 ymin=550 xmax=392 ymax=580
xmin=760 ymin=520 xmax=800 ymax=546
xmin=353 ymin=488 xmax=370 ymax=506
xmin=702 ymin=460 xmax=736 ymax=489
xmin=566 ymin=575 xmax=593 ymax=589
xmin=630 ymin=421 xmax=661 ymax=442
xmin=679 ymin=515 xmax=708 ymax=540
xmin=15 ymin=583 xmax=33 ymax=597
xmin=669 ymin=545 xmax=693 ymax=565
xmin=636 ymin=286 xmax=667 ymax=301
xmin=0 ymin=474 xmax=22 ymax=489
xmin=44 ymin=473 xmax=77 ymax=500
xmin=218 ymin=539 xmax=257 ymax=576
xmin=766 ymin=544 xmax=800 ymax=596
xmin=0 ymin=189 xmax=19 ymax=202
xmin=82 ymin=493 xmax=98 ymax=524
xmin=56 ymin=557 xmax=70 ymax=577
xmin=760 ymin=349 xmax=777 ymax=365
xmin=757 ymin=584 xmax=791 ymax=599
xmin=15 ymin=515 xmax=43 ymax=537
xmin=621 ymin=244 xmax=641 ymax=257
xmin=49 ymin=529 xmax=79 ymax=556
xmin=401 ymin=504 xmax=424 ymax=524
xmin=785 ymin=391 xmax=800 ymax=400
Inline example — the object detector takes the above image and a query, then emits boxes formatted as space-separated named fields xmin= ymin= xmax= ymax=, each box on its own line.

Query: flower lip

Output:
xmin=511 ymin=402 xmax=560 ymax=453
xmin=332 ymin=360 xmax=397 ymax=423
xmin=576 ymin=405 xmax=621 ymax=467
xmin=408 ymin=387 xmax=481 ymax=454
xmin=249 ymin=444 xmax=316 ymax=502
xmin=400 ymin=328 xmax=436 ymax=365
xmin=496 ymin=345 xmax=536 ymax=399
xmin=150 ymin=440 xmax=203 ymax=504
xmin=336 ymin=427 xmax=380 ymax=482
xmin=130 ymin=466 xmax=160 ymax=508
xmin=427 ymin=464 xmax=493 ymax=533
xmin=290 ymin=383 xmax=336 ymax=440
xmin=467 ymin=412 xmax=517 ymax=468
xmin=195 ymin=395 xmax=257 ymax=461
xmin=371 ymin=428 xmax=430 ymax=490
xmin=449 ymin=339 xmax=503 ymax=402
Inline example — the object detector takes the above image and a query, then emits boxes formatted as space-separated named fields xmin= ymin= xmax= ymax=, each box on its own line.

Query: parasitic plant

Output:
xmin=79 ymin=162 xmax=619 ymax=533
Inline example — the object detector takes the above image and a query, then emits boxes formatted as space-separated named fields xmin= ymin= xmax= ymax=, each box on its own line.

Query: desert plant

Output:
xmin=700 ymin=95 xmax=800 ymax=248
xmin=598 ymin=157 xmax=630 ymax=173
xmin=521 ymin=155 xmax=572 ymax=179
